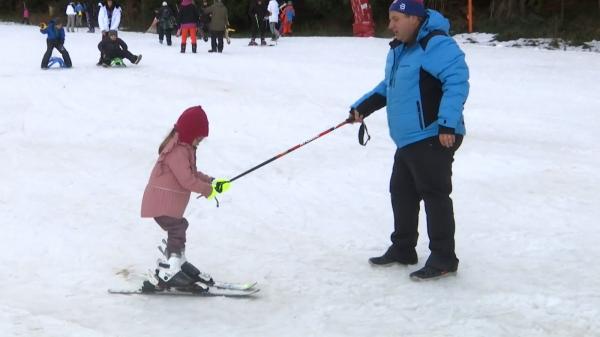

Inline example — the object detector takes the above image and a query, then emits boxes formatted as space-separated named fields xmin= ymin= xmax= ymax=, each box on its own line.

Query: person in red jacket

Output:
xmin=281 ymin=1 xmax=295 ymax=36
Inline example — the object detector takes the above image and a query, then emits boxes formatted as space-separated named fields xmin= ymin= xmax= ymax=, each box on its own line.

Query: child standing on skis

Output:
xmin=141 ymin=106 xmax=231 ymax=289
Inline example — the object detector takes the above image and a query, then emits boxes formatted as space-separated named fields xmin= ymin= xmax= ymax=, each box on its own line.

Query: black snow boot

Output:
xmin=409 ymin=265 xmax=457 ymax=281
xmin=181 ymin=261 xmax=214 ymax=286
xmin=368 ymin=246 xmax=418 ymax=266
xmin=191 ymin=44 xmax=197 ymax=53
xmin=180 ymin=44 xmax=186 ymax=53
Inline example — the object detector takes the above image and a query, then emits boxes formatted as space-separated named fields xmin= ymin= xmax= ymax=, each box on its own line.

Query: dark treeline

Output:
xmin=2 ymin=0 xmax=599 ymax=41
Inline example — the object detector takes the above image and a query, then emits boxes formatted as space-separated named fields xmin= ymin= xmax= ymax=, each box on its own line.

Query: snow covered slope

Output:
xmin=1 ymin=23 xmax=599 ymax=336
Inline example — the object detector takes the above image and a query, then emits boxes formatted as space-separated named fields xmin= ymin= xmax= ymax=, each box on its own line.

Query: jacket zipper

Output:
xmin=417 ymin=101 xmax=424 ymax=129
xmin=390 ymin=49 xmax=398 ymax=88
xmin=390 ymin=47 xmax=403 ymax=88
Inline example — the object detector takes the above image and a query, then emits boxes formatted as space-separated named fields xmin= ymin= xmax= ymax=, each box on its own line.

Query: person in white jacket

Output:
xmin=267 ymin=0 xmax=280 ymax=41
xmin=98 ymin=0 xmax=121 ymax=34
xmin=66 ymin=2 xmax=76 ymax=32
xmin=97 ymin=0 xmax=122 ymax=65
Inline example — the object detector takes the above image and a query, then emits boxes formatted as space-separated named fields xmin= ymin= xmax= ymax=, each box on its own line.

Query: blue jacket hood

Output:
xmin=417 ymin=9 xmax=450 ymax=41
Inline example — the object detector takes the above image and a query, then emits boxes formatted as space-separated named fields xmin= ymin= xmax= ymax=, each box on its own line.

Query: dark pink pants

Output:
xmin=154 ymin=216 xmax=189 ymax=255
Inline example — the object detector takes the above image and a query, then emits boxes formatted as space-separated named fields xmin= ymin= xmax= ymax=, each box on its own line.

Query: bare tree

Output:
xmin=490 ymin=0 xmax=532 ymax=20
xmin=426 ymin=0 xmax=447 ymax=13
xmin=519 ymin=0 xmax=527 ymax=17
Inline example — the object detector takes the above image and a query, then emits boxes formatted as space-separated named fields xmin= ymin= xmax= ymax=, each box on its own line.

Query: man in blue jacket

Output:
xmin=40 ymin=19 xmax=73 ymax=69
xmin=349 ymin=0 xmax=469 ymax=280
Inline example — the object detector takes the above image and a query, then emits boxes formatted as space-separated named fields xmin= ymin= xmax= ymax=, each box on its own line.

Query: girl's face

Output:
xmin=193 ymin=137 xmax=204 ymax=147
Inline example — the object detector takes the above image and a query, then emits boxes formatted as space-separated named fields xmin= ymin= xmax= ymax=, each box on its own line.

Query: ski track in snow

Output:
xmin=1 ymin=22 xmax=599 ymax=336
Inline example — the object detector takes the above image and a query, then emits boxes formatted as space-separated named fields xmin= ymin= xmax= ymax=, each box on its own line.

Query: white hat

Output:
xmin=162 ymin=1 xmax=167 ymax=5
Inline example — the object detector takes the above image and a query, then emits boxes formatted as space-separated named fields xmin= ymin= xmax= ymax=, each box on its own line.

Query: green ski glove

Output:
xmin=207 ymin=178 xmax=231 ymax=200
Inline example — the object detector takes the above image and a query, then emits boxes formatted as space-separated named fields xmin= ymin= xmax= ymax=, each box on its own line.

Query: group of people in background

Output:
xmin=248 ymin=0 xmax=294 ymax=46
xmin=23 ymin=0 xmax=107 ymax=33
xmin=34 ymin=0 xmax=297 ymax=68
xmin=151 ymin=0 xmax=231 ymax=53
xmin=152 ymin=0 xmax=295 ymax=50
xmin=64 ymin=1 xmax=96 ymax=32
xmin=38 ymin=0 xmax=140 ymax=69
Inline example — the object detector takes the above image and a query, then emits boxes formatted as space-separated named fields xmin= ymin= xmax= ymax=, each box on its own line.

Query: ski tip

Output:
xmin=243 ymin=281 xmax=259 ymax=289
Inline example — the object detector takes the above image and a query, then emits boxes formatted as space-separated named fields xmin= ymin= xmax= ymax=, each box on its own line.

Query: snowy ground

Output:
xmin=455 ymin=32 xmax=600 ymax=53
xmin=1 ymin=22 xmax=600 ymax=337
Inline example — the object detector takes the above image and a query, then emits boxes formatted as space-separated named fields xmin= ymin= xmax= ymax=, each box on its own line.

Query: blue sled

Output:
xmin=48 ymin=57 xmax=67 ymax=68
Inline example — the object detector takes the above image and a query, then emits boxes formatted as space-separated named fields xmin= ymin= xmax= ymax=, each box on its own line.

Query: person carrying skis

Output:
xmin=204 ymin=0 xmax=229 ymax=53
xmin=40 ymin=19 xmax=73 ymax=69
xmin=141 ymin=106 xmax=231 ymax=288
xmin=97 ymin=30 xmax=142 ymax=66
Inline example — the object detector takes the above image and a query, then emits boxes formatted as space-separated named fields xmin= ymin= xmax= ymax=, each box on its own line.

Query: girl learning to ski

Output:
xmin=141 ymin=106 xmax=231 ymax=290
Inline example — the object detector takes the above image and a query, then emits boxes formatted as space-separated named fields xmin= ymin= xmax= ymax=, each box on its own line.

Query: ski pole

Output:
xmin=199 ymin=119 xmax=350 ymax=199
xmin=229 ymin=120 xmax=350 ymax=183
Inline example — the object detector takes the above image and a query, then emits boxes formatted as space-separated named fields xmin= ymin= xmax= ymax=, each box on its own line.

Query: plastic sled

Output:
xmin=110 ymin=58 xmax=126 ymax=67
xmin=48 ymin=56 xmax=66 ymax=68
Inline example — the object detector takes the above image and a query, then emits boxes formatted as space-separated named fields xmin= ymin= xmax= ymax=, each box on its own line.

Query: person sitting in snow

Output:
xmin=96 ymin=0 xmax=122 ymax=65
xmin=97 ymin=30 xmax=142 ymax=67
xmin=40 ymin=18 xmax=73 ymax=69
xmin=141 ymin=106 xmax=231 ymax=290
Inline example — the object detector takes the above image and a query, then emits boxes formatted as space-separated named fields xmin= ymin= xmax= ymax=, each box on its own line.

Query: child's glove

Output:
xmin=207 ymin=178 xmax=231 ymax=200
